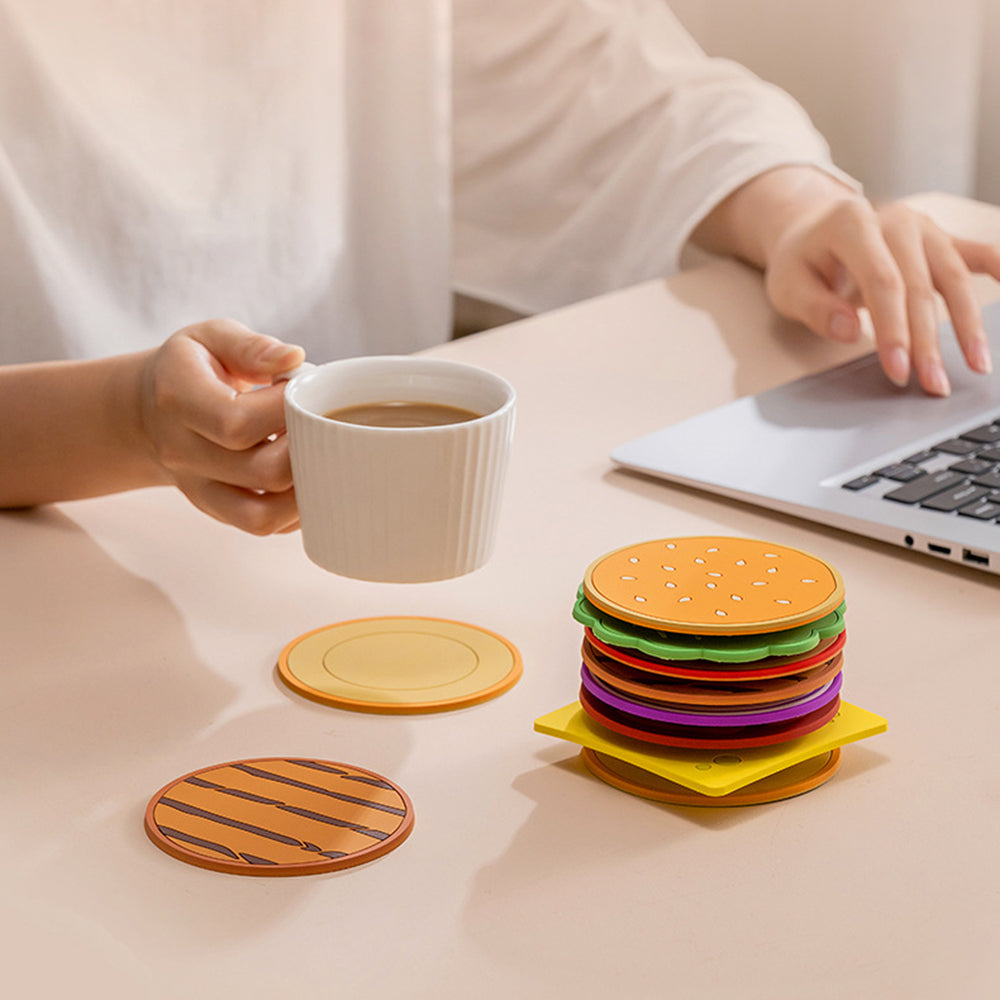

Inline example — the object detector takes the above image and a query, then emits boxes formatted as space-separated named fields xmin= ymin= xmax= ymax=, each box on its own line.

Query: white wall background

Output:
xmin=668 ymin=0 xmax=1000 ymax=203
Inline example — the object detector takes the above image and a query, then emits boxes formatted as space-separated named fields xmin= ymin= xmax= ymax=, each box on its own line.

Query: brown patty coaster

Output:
xmin=583 ymin=537 xmax=844 ymax=635
xmin=145 ymin=757 xmax=414 ymax=876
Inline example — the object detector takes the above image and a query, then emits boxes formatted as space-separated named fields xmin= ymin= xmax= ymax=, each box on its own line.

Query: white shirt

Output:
xmin=0 ymin=0 xmax=851 ymax=365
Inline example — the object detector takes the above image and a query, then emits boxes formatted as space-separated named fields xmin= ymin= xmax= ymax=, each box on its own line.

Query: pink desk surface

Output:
xmin=2 ymin=193 xmax=997 ymax=999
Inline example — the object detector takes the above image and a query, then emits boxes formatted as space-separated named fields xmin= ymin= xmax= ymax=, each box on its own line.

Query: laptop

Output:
xmin=611 ymin=300 xmax=1000 ymax=575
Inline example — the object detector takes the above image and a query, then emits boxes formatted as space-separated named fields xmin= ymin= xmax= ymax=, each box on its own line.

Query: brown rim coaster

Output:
xmin=277 ymin=616 xmax=522 ymax=713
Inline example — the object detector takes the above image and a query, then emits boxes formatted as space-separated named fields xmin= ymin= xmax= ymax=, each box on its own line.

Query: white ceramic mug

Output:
xmin=283 ymin=356 xmax=516 ymax=582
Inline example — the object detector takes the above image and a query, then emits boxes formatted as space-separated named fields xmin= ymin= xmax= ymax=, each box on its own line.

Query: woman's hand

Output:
xmin=138 ymin=318 xmax=305 ymax=534
xmin=693 ymin=166 xmax=1000 ymax=395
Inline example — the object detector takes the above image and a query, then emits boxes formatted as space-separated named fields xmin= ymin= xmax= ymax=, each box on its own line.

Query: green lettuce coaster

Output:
xmin=573 ymin=589 xmax=846 ymax=663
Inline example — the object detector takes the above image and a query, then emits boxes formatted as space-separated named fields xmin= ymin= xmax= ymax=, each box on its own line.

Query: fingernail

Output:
xmin=829 ymin=313 xmax=857 ymax=343
xmin=884 ymin=347 xmax=910 ymax=387
xmin=971 ymin=340 xmax=993 ymax=375
xmin=924 ymin=361 xmax=951 ymax=397
xmin=261 ymin=341 xmax=304 ymax=365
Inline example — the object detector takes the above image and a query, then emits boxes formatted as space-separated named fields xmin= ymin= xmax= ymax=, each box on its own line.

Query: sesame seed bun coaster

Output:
xmin=145 ymin=757 xmax=414 ymax=875
xmin=278 ymin=616 xmax=522 ymax=713
xmin=535 ymin=537 xmax=887 ymax=805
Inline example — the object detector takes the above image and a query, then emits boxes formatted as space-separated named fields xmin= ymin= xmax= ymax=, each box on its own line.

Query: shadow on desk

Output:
xmin=668 ymin=260 xmax=869 ymax=402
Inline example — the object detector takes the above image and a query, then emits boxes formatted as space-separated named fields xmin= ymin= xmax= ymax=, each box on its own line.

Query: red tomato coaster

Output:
xmin=580 ymin=747 xmax=842 ymax=807
xmin=145 ymin=757 xmax=414 ymax=876
xmin=578 ymin=685 xmax=841 ymax=750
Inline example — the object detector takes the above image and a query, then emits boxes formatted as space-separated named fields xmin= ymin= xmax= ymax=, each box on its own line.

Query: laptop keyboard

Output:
xmin=842 ymin=420 xmax=1000 ymax=523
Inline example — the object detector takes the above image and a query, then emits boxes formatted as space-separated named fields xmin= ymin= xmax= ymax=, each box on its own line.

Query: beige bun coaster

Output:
xmin=581 ymin=747 xmax=841 ymax=807
xmin=278 ymin=616 xmax=522 ymax=713
xmin=583 ymin=537 xmax=845 ymax=635
xmin=144 ymin=757 xmax=414 ymax=876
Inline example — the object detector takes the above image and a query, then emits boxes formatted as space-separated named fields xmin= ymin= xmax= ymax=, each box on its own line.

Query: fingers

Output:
xmin=152 ymin=324 xmax=303 ymax=450
xmin=188 ymin=318 xmax=306 ymax=383
xmin=878 ymin=209 xmax=948 ymax=395
xmin=176 ymin=476 xmax=300 ymax=536
xmin=767 ymin=200 xmax=999 ymax=396
xmin=140 ymin=320 xmax=306 ymax=535
xmin=156 ymin=428 xmax=294 ymax=493
xmin=925 ymin=233 xmax=992 ymax=377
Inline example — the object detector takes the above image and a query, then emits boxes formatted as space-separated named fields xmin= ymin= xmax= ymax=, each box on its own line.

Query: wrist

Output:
xmin=693 ymin=165 xmax=864 ymax=270
xmin=108 ymin=350 xmax=173 ymax=487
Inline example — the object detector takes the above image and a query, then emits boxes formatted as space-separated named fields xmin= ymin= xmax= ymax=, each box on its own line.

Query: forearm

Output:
xmin=690 ymin=164 xmax=864 ymax=270
xmin=0 ymin=351 xmax=169 ymax=507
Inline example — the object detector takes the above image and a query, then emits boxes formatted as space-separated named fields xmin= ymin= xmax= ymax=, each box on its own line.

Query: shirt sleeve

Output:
xmin=452 ymin=0 xmax=860 ymax=314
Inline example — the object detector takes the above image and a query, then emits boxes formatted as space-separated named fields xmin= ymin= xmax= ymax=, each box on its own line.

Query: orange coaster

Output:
xmin=580 ymin=747 xmax=841 ymax=807
xmin=144 ymin=758 xmax=414 ymax=876
xmin=582 ymin=642 xmax=845 ymax=707
xmin=278 ymin=617 xmax=522 ymax=714
xmin=583 ymin=537 xmax=844 ymax=634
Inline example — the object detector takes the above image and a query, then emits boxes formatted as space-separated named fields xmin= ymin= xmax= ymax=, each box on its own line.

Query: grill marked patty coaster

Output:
xmin=535 ymin=536 xmax=887 ymax=805
xmin=145 ymin=757 xmax=414 ymax=876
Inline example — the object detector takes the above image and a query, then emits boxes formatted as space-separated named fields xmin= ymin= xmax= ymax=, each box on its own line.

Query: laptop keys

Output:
xmin=873 ymin=462 xmax=925 ymax=481
xmin=883 ymin=470 xmax=967 ymax=504
xmin=960 ymin=423 xmax=1000 ymax=444
xmin=840 ymin=415 xmax=1000 ymax=524
xmin=920 ymin=484 xmax=989 ymax=512
xmin=959 ymin=498 xmax=1000 ymax=520
xmin=932 ymin=437 xmax=980 ymax=455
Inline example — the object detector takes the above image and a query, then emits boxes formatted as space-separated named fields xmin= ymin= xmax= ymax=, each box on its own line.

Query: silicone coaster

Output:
xmin=144 ymin=757 xmax=414 ymax=876
xmin=574 ymin=591 xmax=846 ymax=663
xmin=579 ymin=685 xmax=841 ymax=749
xmin=581 ymin=664 xmax=843 ymax=726
xmin=278 ymin=617 xmax=522 ymax=713
xmin=534 ymin=700 xmax=887 ymax=796
xmin=583 ymin=537 xmax=845 ymax=634
xmin=583 ymin=642 xmax=845 ymax=706
xmin=584 ymin=630 xmax=847 ymax=681
xmin=581 ymin=747 xmax=841 ymax=807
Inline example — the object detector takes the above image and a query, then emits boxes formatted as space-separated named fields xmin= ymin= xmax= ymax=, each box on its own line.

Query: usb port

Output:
xmin=962 ymin=548 xmax=989 ymax=566
xmin=928 ymin=543 xmax=952 ymax=555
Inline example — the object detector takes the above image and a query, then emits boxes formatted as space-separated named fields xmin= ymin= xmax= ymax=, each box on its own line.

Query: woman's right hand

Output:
xmin=138 ymin=318 xmax=306 ymax=534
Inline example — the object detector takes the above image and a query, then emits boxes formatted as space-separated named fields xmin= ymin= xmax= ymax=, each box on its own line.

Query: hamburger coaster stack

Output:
xmin=535 ymin=537 xmax=887 ymax=806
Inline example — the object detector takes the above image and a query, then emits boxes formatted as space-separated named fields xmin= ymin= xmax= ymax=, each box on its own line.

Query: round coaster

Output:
xmin=583 ymin=639 xmax=844 ymax=705
xmin=583 ymin=537 xmax=845 ymax=634
xmin=278 ymin=617 xmax=522 ymax=713
xmin=580 ymin=747 xmax=841 ymax=807
xmin=581 ymin=664 xmax=843 ymax=727
xmin=144 ymin=757 xmax=414 ymax=876
xmin=584 ymin=629 xmax=846 ymax=681
xmin=579 ymin=685 xmax=841 ymax=749
xmin=574 ymin=591 xmax=846 ymax=663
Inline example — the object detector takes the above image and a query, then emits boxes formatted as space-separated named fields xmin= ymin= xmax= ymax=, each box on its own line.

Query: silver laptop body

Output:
xmin=611 ymin=301 xmax=1000 ymax=575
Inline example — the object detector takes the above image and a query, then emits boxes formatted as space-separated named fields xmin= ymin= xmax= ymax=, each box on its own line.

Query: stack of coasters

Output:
xmin=535 ymin=537 xmax=887 ymax=806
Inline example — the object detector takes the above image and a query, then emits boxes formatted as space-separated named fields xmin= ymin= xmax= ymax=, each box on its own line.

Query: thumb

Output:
xmin=766 ymin=266 xmax=862 ymax=344
xmin=188 ymin=318 xmax=306 ymax=383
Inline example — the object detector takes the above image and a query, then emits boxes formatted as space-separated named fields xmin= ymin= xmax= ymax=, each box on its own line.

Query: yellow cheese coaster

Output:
xmin=533 ymin=700 xmax=886 ymax=797
xmin=583 ymin=537 xmax=845 ymax=635
xmin=581 ymin=747 xmax=841 ymax=807
xmin=278 ymin=617 xmax=522 ymax=714
xmin=144 ymin=757 xmax=414 ymax=876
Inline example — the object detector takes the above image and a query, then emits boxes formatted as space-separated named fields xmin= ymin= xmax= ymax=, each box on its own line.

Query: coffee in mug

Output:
xmin=323 ymin=401 xmax=482 ymax=428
